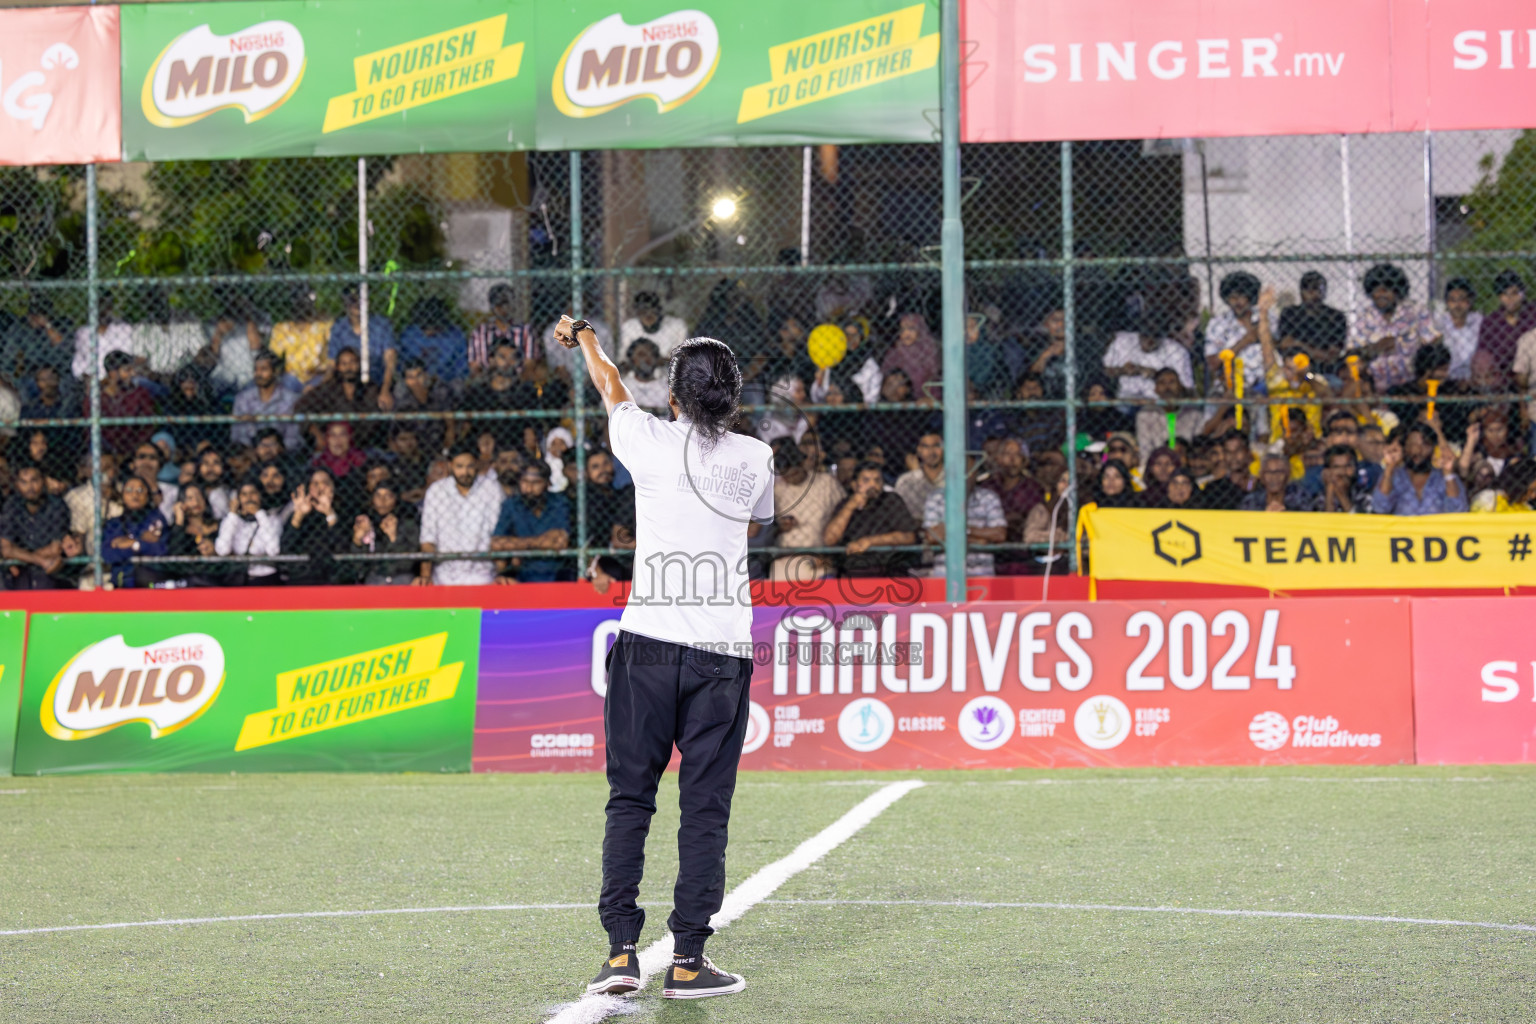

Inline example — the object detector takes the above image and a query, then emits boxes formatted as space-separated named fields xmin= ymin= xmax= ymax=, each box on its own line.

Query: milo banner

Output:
xmin=535 ymin=0 xmax=938 ymax=149
xmin=475 ymin=599 xmax=1413 ymax=771
xmin=13 ymin=610 xmax=479 ymax=774
xmin=119 ymin=0 xmax=937 ymax=160
xmin=1081 ymin=508 xmax=1536 ymax=593
xmin=121 ymin=0 xmax=535 ymax=159
xmin=0 ymin=611 xmax=29 ymax=777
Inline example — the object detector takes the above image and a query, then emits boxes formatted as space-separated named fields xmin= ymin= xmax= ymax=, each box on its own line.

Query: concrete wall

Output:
xmin=1182 ymin=130 xmax=1519 ymax=316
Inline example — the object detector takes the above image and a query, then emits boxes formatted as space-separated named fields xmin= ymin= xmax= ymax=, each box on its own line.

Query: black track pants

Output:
xmin=598 ymin=629 xmax=753 ymax=957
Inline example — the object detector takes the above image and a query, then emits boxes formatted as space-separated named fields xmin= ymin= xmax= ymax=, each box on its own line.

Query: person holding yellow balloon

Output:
xmin=808 ymin=318 xmax=882 ymax=406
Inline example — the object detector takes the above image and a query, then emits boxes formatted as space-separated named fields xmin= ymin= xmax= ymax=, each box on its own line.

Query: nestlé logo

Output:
xmin=41 ymin=633 xmax=226 ymax=741
xmin=553 ymin=10 xmax=719 ymax=118
xmin=142 ymin=20 xmax=306 ymax=127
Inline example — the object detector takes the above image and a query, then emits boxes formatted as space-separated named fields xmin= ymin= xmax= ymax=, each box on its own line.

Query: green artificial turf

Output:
xmin=1 ymin=767 xmax=1534 ymax=1023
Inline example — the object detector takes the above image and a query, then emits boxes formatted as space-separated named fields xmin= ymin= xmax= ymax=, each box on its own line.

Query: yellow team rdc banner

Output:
xmin=1080 ymin=508 xmax=1536 ymax=591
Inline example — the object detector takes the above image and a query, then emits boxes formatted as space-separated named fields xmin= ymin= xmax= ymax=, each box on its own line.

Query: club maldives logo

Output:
xmin=957 ymin=696 xmax=1014 ymax=751
xmin=1249 ymin=712 xmax=1381 ymax=751
xmin=552 ymin=10 xmax=719 ymax=118
xmin=41 ymin=633 xmax=225 ymax=741
xmin=1248 ymin=711 xmax=1290 ymax=751
xmin=1073 ymin=694 xmax=1131 ymax=750
xmin=741 ymin=700 xmax=771 ymax=755
xmin=838 ymin=696 xmax=893 ymax=753
xmin=141 ymin=20 xmax=307 ymax=128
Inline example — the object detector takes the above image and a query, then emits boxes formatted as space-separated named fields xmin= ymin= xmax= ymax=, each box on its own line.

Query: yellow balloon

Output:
xmin=807 ymin=323 xmax=848 ymax=369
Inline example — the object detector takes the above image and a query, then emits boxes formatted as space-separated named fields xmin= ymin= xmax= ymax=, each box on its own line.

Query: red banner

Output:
xmin=1412 ymin=598 xmax=1536 ymax=764
xmin=1421 ymin=0 xmax=1536 ymax=133
xmin=477 ymin=598 xmax=1415 ymax=772
xmin=961 ymin=0 xmax=1536 ymax=141
xmin=0 ymin=6 xmax=120 ymax=166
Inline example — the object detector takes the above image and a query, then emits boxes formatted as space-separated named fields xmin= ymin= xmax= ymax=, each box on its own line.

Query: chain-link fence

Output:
xmin=1 ymin=129 xmax=1534 ymax=590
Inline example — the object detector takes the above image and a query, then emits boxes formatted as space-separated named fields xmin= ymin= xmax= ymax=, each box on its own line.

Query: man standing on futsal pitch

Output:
xmin=553 ymin=315 xmax=774 ymax=1000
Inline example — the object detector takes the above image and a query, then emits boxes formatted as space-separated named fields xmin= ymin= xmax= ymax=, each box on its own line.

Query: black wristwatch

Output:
xmin=569 ymin=318 xmax=593 ymax=335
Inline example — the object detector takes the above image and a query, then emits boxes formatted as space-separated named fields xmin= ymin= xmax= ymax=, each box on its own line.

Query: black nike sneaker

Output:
xmin=586 ymin=945 xmax=643 ymax=996
xmin=661 ymin=954 xmax=746 ymax=999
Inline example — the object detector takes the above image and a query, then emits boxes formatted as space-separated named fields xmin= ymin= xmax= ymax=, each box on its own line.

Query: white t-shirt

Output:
xmin=72 ymin=323 xmax=137 ymax=377
xmin=620 ymin=371 xmax=670 ymax=412
xmin=608 ymin=401 xmax=774 ymax=651
xmin=1102 ymin=332 xmax=1193 ymax=401
xmin=619 ymin=314 xmax=690 ymax=361
xmin=1435 ymin=310 xmax=1482 ymax=381
xmin=1204 ymin=308 xmax=1278 ymax=390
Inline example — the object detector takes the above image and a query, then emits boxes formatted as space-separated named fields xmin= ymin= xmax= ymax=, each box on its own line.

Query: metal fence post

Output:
xmin=571 ymin=151 xmax=587 ymax=576
xmin=1424 ymin=130 xmax=1436 ymax=301
xmin=1061 ymin=141 xmax=1078 ymax=576
xmin=800 ymin=146 xmax=812 ymax=266
xmin=940 ymin=0 xmax=966 ymax=604
xmin=358 ymin=157 xmax=370 ymax=383
xmin=1340 ymin=135 xmax=1356 ymax=323
xmin=86 ymin=163 xmax=103 ymax=589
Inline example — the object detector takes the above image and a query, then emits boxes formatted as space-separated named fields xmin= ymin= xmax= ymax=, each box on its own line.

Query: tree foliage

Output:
xmin=1456 ymin=131 xmax=1536 ymax=293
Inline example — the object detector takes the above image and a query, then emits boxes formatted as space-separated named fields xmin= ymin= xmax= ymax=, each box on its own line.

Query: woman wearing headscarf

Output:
xmin=1091 ymin=458 xmax=1142 ymax=509
xmin=544 ymin=426 xmax=575 ymax=494
xmin=881 ymin=313 xmax=941 ymax=398
xmin=349 ymin=480 xmax=422 ymax=585
xmin=1159 ymin=469 xmax=1201 ymax=510
xmin=151 ymin=432 xmax=182 ymax=485
xmin=166 ymin=482 xmax=232 ymax=587
xmin=311 ymin=421 xmax=369 ymax=518
xmin=1140 ymin=447 xmax=1180 ymax=507
xmin=282 ymin=467 xmax=349 ymax=585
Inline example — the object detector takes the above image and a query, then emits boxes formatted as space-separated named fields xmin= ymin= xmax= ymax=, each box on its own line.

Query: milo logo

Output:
xmin=142 ymin=20 xmax=307 ymax=127
xmin=41 ymin=633 xmax=226 ymax=741
xmin=553 ymin=10 xmax=719 ymax=117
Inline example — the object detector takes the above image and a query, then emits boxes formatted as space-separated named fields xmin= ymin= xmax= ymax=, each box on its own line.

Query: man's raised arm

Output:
xmin=553 ymin=315 xmax=633 ymax=414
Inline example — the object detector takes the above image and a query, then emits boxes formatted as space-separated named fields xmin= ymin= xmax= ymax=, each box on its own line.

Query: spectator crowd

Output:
xmin=0 ymin=261 xmax=1534 ymax=589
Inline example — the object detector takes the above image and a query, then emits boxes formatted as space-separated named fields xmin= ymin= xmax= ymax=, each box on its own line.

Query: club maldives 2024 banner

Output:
xmin=475 ymin=599 xmax=1416 ymax=772
xmin=7 ymin=596 xmax=1536 ymax=772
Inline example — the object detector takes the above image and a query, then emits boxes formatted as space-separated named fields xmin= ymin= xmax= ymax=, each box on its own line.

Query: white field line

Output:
xmin=2 ymin=889 xmax=1527 ymax=944
xmin=543 ymin=779 xmax=925 ymax=1024
xmin=984 ymin=776 xmax=1499 ymax=786
xmin=0 ymin=903 xmax=594 ymax=938
xmin=762 ymin=899 xmax=1536 ymax=935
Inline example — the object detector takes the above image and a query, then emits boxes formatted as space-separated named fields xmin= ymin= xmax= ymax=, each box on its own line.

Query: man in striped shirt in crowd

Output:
xmin=469 ymin=283 xmax=540 ymax=378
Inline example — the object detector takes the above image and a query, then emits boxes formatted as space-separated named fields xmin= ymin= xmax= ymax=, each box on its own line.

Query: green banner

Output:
xmin=121 ymin=0 xmax=536 ymax=160
xmin=535 ymin=1 xmax=938 ymax=149
xmin=0 ymin=612 xmax=28 ymax=778
xmin=120 ymin=0 xmax=938 ymax=159
xmin=13 ymin=610 xmax=479 ymax=774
